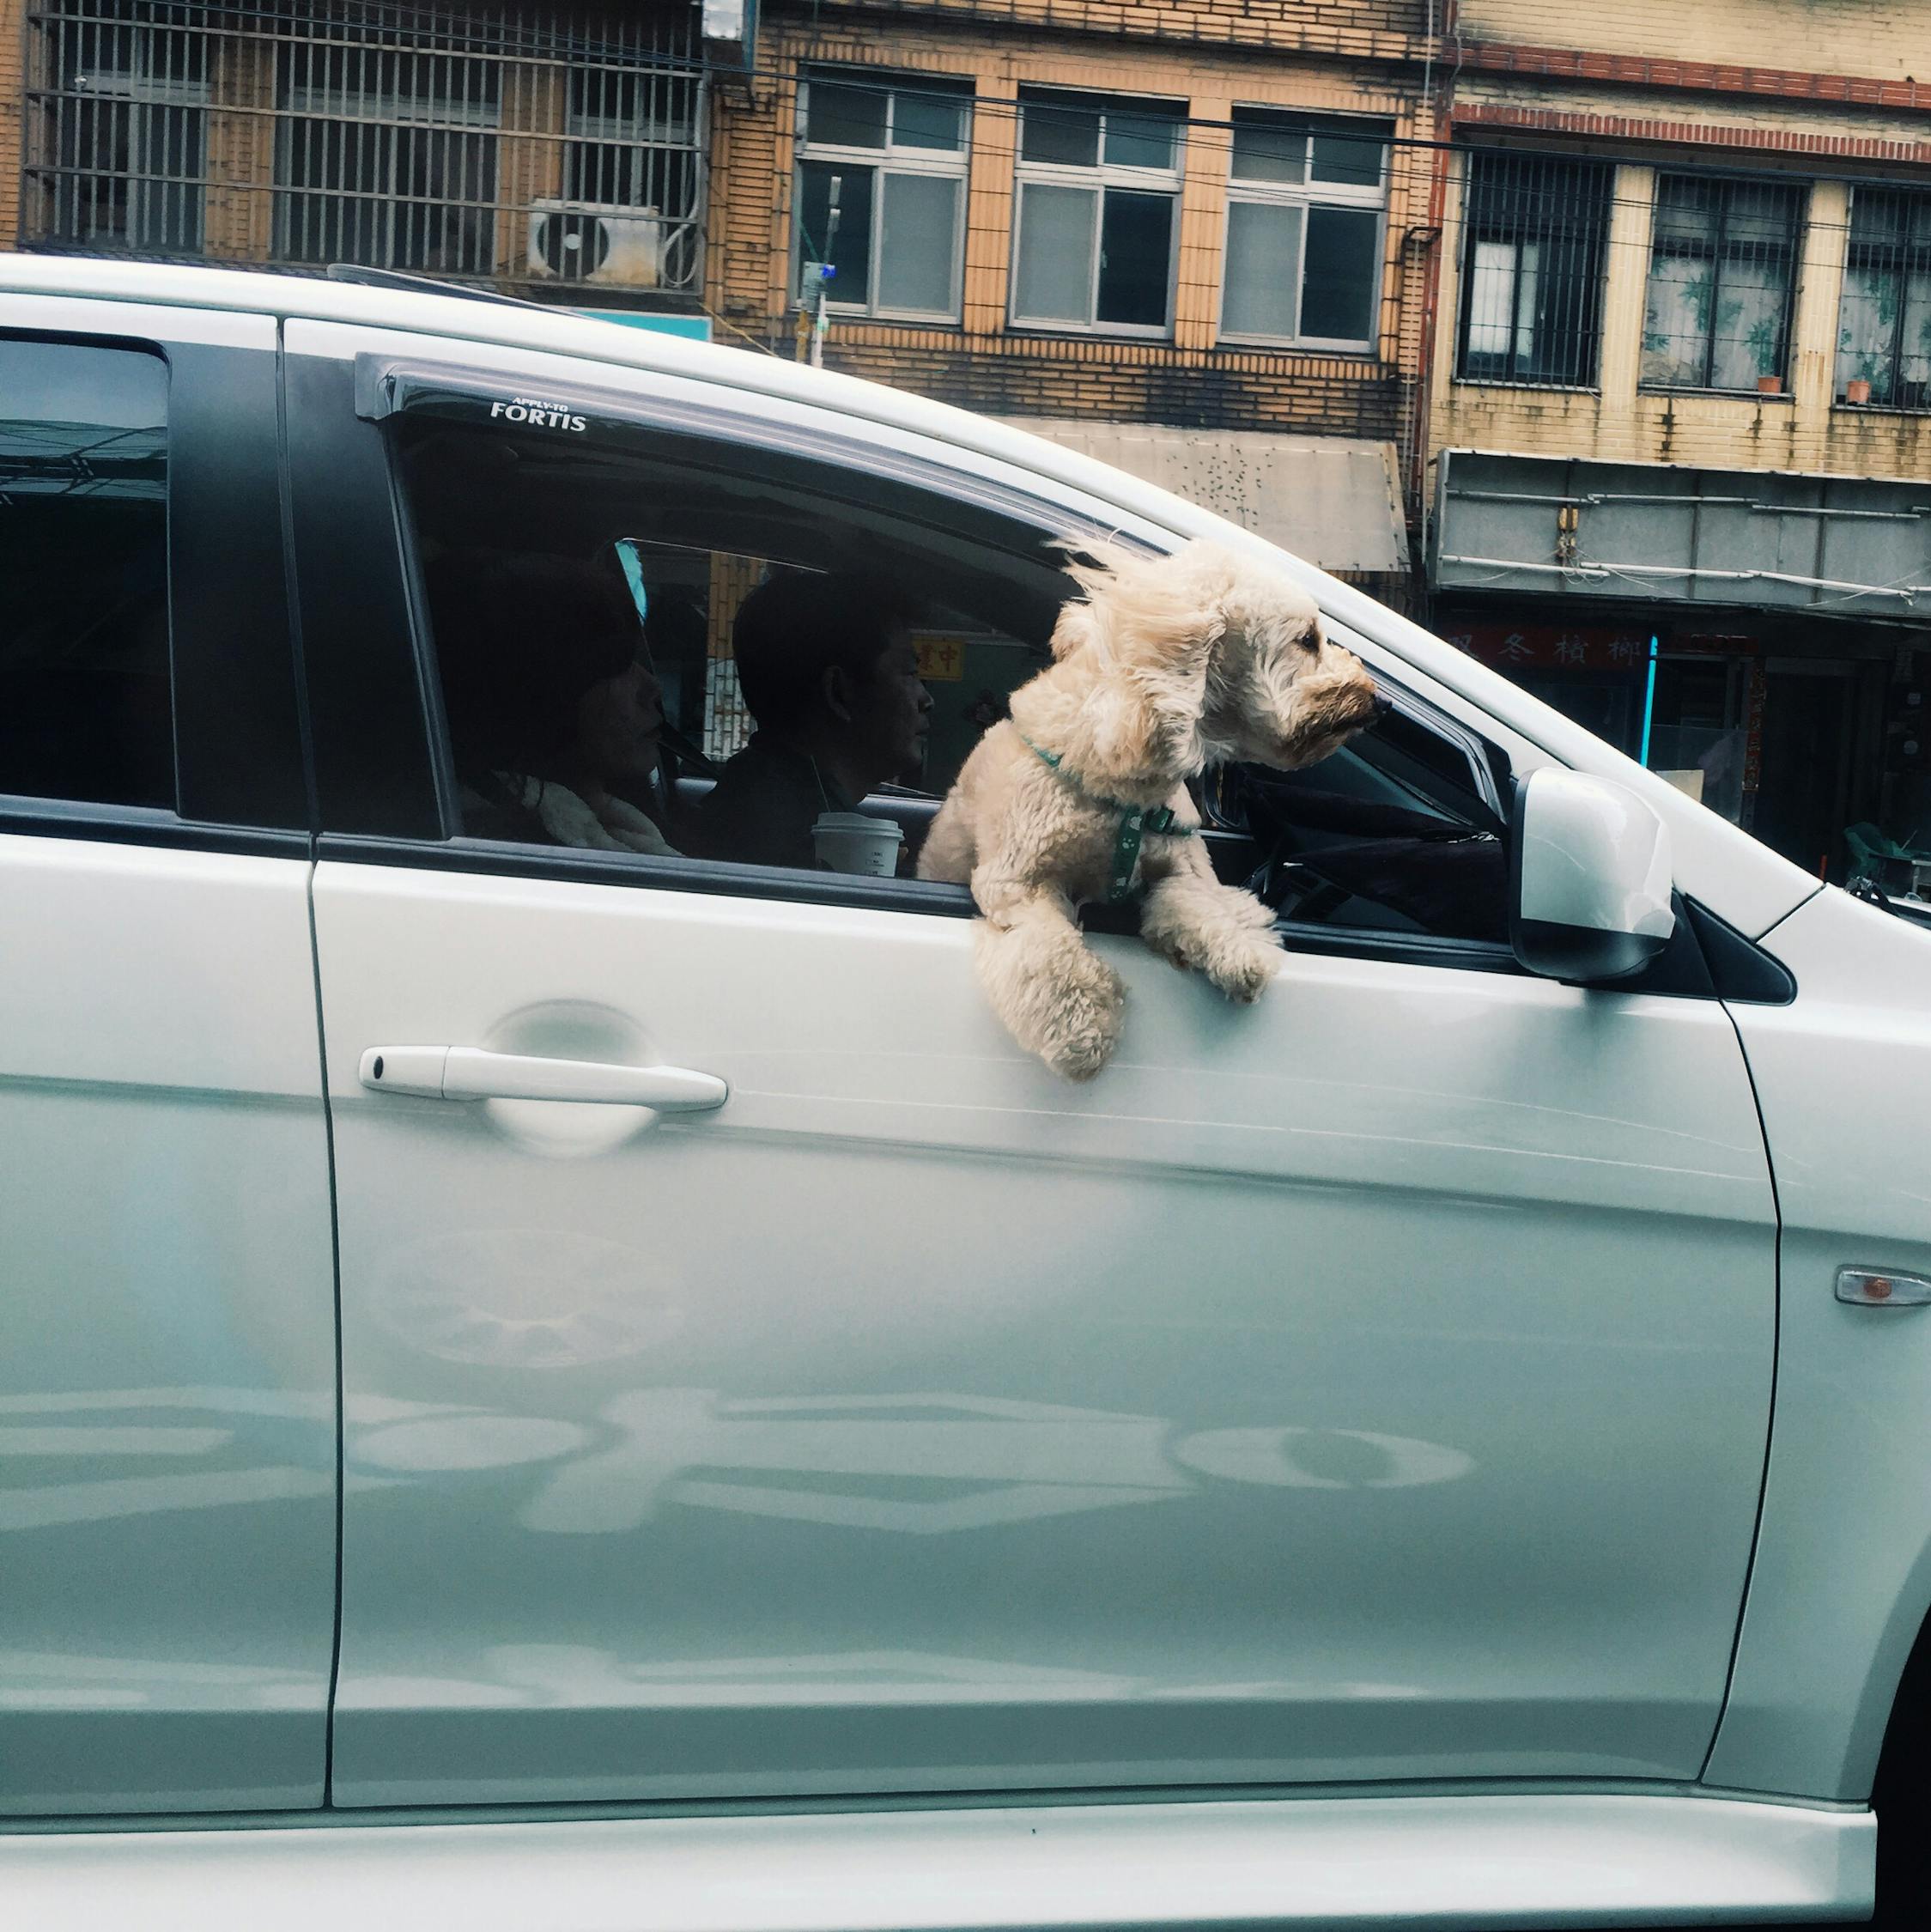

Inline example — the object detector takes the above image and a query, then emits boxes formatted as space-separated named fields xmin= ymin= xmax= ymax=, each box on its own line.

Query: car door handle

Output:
xmin=357 ymin=1046 xmax=728 ymax=1111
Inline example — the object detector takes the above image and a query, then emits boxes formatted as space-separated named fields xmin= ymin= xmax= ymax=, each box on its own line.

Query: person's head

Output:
xmin=434 ymin=551 xmax=660 ymax=789
xmin=731 ymin=570 xmax=932 ymax=786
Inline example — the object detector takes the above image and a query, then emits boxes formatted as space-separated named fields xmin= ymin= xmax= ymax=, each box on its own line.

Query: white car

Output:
xmin=2 ymin=255 xmax=1926 ymax=1931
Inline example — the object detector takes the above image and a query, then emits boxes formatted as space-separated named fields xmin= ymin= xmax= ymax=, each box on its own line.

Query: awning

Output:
xmin=1001 ymin=420 xmax=1410 ymax=575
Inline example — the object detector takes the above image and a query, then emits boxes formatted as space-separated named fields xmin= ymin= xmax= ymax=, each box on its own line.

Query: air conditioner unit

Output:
xmin=526 ymin=201 xmax=664 ymax=289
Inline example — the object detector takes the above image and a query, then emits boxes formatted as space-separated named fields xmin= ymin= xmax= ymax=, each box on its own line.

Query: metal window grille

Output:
xmin=1838 ymin=188 xmax=1931 ymax=409
xmin=22 ymin=0 xmax=707 ymax=298
xmin=1641 ymin=173 xmax=1804 ymax=392
xmin=1455 ymin=149 xmax=1611 ymax=386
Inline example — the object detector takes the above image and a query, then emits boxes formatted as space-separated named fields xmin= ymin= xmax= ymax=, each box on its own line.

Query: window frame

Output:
xmin=311 ymin=346 xmax=1576 ymax=985
xmin=792 ymin=70 xmax=973 ymax=325
xmin=1639 ymin=170 xmax=1807 ymax=396
xmin=1009 ymin=88 xmax=1185 ymax=340
xmin=1217 ymin=107 xmax=1390 ymax=353
xmin=1835 ymin=184 xmax=1931 ymax=410
xmin=1453 ymin=149 xmax=1613 ymax=390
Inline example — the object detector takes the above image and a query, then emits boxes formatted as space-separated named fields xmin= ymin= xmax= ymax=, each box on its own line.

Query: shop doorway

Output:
xmin=1752 ymin=660 xmax=1855 ymax=879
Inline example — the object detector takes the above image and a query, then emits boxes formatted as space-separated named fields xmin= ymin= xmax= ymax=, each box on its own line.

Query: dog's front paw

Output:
xmin=1038 ymin=953 xmax=1127 ymax=1080
xmin=1205 ymin=923 xmax=1284 ymax=1004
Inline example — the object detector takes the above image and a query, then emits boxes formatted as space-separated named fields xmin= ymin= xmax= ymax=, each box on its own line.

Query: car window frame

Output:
xmin=0 ymin=301 xmax=308 ymax=852
xmin=292 ymin=331 xmax=1743 ymax=999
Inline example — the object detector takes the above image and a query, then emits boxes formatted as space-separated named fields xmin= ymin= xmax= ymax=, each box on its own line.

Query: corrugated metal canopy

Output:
xmin=1001 ymin=421 xmax=1409 ymax=575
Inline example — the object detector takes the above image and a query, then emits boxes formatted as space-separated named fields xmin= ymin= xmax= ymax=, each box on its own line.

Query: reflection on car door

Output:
xmin=314 ymin=860 xmax=1774 ymax=1807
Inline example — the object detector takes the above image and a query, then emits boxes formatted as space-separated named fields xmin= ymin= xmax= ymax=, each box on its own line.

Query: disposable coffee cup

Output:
xmin=812 ymin=811 xmax=902 ymax=877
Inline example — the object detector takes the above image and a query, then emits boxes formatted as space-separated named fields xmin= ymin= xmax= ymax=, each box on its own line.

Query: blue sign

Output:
xmin=580 ymin=311 xmax=713 ymax=342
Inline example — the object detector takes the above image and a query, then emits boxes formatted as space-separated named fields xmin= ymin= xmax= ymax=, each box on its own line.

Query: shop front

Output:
xmin=1430 ymin=452 xmax=1929 ymax=881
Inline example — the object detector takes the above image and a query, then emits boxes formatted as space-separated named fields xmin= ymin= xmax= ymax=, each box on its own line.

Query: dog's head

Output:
xmin=1045 ymin=540 xmax=1382 ymax=782
xmin=1199 ymin=566 xmax=1384 ymax=773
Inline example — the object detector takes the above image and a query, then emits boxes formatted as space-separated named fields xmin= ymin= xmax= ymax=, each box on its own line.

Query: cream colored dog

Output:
xmin=919 ymin=539 xmax=1383 ymax=1079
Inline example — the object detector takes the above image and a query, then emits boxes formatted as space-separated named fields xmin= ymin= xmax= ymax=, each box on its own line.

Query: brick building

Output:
xmin=698 ymin=0 xmax=1443 ymax=603
xmin=1422 ymin=0 xmax=1931 ymax=878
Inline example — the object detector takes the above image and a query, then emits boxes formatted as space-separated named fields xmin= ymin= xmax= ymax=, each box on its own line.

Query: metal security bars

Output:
xmin=1838 ymin=187 xmax=1931 ymax=409
xmin=1455 ymin=150 xmax=1612 ymax=387
xmin=22 ymin=0 xmax=708 ymax=300
xmin=1641 ymin=174 xmax=1805 ymax=392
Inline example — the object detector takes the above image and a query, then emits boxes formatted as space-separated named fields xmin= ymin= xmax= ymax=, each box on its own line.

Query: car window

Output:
xmin=0 ymin=338 xmax=174 ymax=811
xmin=387 ymin=398 xmax=1510 ymax=946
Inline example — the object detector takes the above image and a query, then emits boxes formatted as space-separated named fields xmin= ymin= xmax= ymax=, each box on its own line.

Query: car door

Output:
xmin=288 ymin=320 xmax=1777 ymax=1808
xmin=0 ymin=298 xmax=337 ymax=1814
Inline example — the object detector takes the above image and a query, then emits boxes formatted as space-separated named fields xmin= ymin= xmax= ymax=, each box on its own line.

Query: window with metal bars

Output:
xmin=1454 ymin=151 xmax=1612 ymax=386
xmin=22 ymin=0 xmax=708 ymax=296
xmin=274 ymin=37 xmax=501 ymax=277
xmin=32 ymin=0 xmax=208 ymax=254
xmin=1641 ymin=174 xmax=1805 ymax=392
xmin=1837 ymin=187 xmax=1931 ymax=409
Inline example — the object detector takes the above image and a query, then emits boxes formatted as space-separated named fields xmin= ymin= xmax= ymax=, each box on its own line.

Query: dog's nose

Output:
xmin=1369 ymin=689 xmax=1394 ymax=722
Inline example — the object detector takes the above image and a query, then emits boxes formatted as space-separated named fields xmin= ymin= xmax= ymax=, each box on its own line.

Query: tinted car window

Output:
xmin=0 ymin=339 xmax=173 ymax=810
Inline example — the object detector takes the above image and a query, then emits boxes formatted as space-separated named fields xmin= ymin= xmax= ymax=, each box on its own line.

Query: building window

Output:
xmin=1837 ymin=188 xmax=1931 ymax=409
xmin=274 ymin=38 xmax=501 ymax=277
xmin=1642 ymin=174 xmax=1804 ymax=392
xmin=1455 ymin=150 xmax=1612 ymax=386
xmin=35 ymin=0 xmax=208 ymax=254
xmin=793 ymin=72 xmax=971 ymax=321
xmin=1219 ymin=109 xmax=1388 ymax=349
xmin=1011 ymin=88 xmax=1183 ymax=335
xmin=558 ymin=63 xmax=705 ymax=294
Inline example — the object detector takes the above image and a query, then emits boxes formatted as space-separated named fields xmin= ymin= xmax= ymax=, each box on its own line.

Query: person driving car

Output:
xmin=693 ymin=569 xmax=932 ymax=872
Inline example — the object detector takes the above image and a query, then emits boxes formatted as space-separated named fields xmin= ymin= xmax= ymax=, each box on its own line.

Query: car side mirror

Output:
xmin=1510 ymin=769 xmax=1675 ymax=983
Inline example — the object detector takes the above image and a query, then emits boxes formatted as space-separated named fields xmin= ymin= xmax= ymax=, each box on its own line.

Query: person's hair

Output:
xmin=731 ymin=570 xmax=918 ymax=732
xmin=432 ymin=550 xmax=641 ymax=781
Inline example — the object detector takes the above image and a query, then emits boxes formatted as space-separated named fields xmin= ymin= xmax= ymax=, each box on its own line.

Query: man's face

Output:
xmin=846 ymin=627 xmax=932 ymax=781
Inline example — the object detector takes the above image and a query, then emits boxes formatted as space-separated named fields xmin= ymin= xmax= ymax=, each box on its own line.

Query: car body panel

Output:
xmin=315 ymin=857 xmax=1774 ymax=1807
xmin=0 ymin=837 xmax=337 ymax=1813
xmin=1703 ymin=887 xmax=1931 ymax=1801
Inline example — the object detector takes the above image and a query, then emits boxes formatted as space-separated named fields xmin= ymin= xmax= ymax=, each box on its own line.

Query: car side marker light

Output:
xmin=1836 ymin=1267 xmax=1931 ymax=1308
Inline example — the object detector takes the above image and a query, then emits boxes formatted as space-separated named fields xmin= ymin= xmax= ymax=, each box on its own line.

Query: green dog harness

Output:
xmin=1021 ymin=735 xmax=1194 ymax=904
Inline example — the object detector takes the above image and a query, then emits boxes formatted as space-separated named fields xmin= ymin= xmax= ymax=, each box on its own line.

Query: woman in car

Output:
xmin=432 ymin=549 xmax=676 ymax=855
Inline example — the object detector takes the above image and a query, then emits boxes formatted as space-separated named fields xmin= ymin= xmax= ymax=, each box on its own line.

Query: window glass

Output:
xmin=806 ymin=80 xmax=886 ymax=149
xmin=1103 ymin=110 xmax=1177 ymax=171
xmin=1021 ymin=101 xmax=1100 ymax=167
xmin=893 ymin=91 xmax=962 ymax=152
xmin=796 ymin=73 xmax=971 ymax=318
xmin=1230 ymin=116 xmax=1305 ymax=185
xmin=386 ymin=393 xmax=1513 ymax=949
xmin=1220 ymin=110 xmax=1388 ymax=347
xmin=1301 ymin=204 xmax=1379 ymax=340
xmin=798 ymin=160 xmax=875 ymax=303
xmin=0 ymin=341 xmax=173 ymax=810
xmin=878 ymin=173 xmax=958 ymax=312
xmin=1015 ymin=183 xmax=1098 ymax=321
xmin=1096 ymin=190 xmax=1174 ymax=327
xmin=1222 ymin=201 xmax=1304 ymax=337
xmin=1309 ymin=124 xmax=1382 ymax=188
